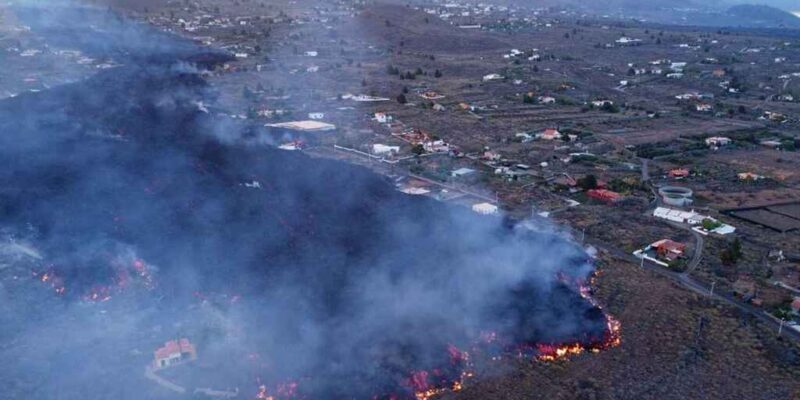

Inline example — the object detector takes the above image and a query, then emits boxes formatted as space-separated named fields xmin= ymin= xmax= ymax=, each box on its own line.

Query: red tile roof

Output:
xmin=154 ymin=338 xmax=195 ymax=360
xmin=587 ymin=189 xmax=621 ymax=202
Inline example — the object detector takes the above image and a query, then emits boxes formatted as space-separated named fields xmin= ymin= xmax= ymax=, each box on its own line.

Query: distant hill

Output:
xmin=488 ymin=0 xmax=800 ymax=29
xmin=727 ymin=4 xmax=800 ymax=28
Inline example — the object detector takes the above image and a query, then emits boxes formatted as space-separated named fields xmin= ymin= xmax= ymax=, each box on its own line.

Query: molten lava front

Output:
xmin=246 ymin=275 xmax=622 ymax=400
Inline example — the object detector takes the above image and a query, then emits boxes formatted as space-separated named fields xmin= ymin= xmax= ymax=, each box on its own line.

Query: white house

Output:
xmin=538 ymin=96 xmax=556 ymax=104
xmin=670 ymin=62 xmax=687 ymax=71
xmin=472 ymin=202 xmax=499 ymax=215
xmin=653 ymin=207 xmax=704 ymax=225
xmin=695 ymin=103 xmax=713 ymax=112
xmin=654 ymin=207 xmax=735 ymax=235
xmin=451 ymin=167 xmax=476 ymax=178
xmin=591 ymin=100 xmax=613 ymax=107
xmin=308 ymin=112 xmax=325 ymax=120
xmin=483 ymin=73 xmax=504 ymax=81
xmin=705 ymin=136 xmax=731 ymax=148
xmin=616 ymin=37 xmax=641 ymax=45
xmin=374 ymin=112 xmax=392 ymax=123
xmin=372 ymin=144 xmax=400 ymax=155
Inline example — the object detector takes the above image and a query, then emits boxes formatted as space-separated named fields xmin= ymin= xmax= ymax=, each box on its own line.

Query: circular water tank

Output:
xmin=658 ymin=186 xmax=693 ymax=207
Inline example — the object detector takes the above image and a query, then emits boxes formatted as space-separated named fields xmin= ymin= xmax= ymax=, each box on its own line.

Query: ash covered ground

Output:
xmin=0 ymin=4 xmax=612 ymax=399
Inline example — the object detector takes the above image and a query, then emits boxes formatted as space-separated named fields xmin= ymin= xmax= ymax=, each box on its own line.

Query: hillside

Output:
xmin=727 ymin=4 xmax=800 ymax=28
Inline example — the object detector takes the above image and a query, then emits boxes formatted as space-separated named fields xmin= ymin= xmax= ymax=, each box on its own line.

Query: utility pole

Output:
xmin=640 ymin=254 xmax=645 ymax=268
xmin=778 ymin=318 xmax=785 ymax=337
xmin=709 ymin=281 xmax=716 ymax=297
xmin=581 ymin=228 xmax=585 ymax=244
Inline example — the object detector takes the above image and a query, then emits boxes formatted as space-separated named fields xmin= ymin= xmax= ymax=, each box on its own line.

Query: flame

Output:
xmin=256 ymin=385 xmax=274 ymax=400
xmin=247 ymin=270 xmax=621 ymax=400
xmin=254 ymin=378 xmax=301 ymax=400
xmin=83 ymin=286 xmax=112 ymax=302
xmin=32 ymin=269 xmax=66 ymax=296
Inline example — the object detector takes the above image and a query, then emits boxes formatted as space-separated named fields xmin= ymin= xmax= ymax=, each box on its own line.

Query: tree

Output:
xmin=702 ymin=219 xmax=722 ymax=231
xmin=601 ymin=102 xmax=619 ymax=113
xmin=396 ymin=94 xmax=407 ymax=104
xmin=577 ymin=174 xmax=598 ymax=190
xmin=411 ymin=144 xmax=425 ymax=155
xmin=522 ymin=93 xmax=535 ymax=104
xmin=434 ymin=69 xmax=442 ymax=78
xmin=720 ymin=237 xmax=742 ymax=266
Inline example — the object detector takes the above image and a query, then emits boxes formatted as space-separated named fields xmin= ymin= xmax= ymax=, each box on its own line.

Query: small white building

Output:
xmin=616 ymin=37 xmax=641 ymax=45
xmin=451 ymin=167 xmax=476 ymax=178
xmin=308 ymin=112 xmax=325 ymax=120
xmin=705 ymin=136 xmax=731 ymax=148
xmin=538 ymin=96 xmax=556 ymax=104
xmin=695 ymin=103 xmax=713 ymax=112
xmin=472 ymin=202 xmax=499 ymax=215
xmin=591 ymin=100 xmax=613 ymax=107
xmin=374 ymin=112 xmax=392 ymax=123
xmin=483 ymin=73 xmax=504 ymax=82
xmin=372 ymin=144 xmax=400 ymax=155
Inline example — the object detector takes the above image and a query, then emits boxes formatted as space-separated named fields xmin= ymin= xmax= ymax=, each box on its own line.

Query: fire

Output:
xmin=32 ymin=257 xmax=158 ymax=302
xmin=83 ymin=286 xmax=112 ymax=302
xmin=246 ymin=270 xmax=621 ymax=400
xmin=256 ymin=384 xmax=274 ymax=400
xmin=254 ymin=378 xmax=300 ymax=400
xmin=536 ymin=342 xmax=584 ymax=361
xmin=32 ymin=268 xmax=66 ymax=296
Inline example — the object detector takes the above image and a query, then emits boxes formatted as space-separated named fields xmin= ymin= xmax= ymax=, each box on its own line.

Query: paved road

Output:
xmin=662 ymin=220 xmax=704 ymax=275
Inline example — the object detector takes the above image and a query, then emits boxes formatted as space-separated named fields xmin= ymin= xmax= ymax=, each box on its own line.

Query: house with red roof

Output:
xmin=153 ymin=338 xmax=197 ymax=370
xmin=587 ymin=189 xmax=622 ymax=203
xmin=791 ymin=297 xmax=800 ymax=316
xmin=668 ymin=168 xmax=690 ymax=178
xmin=652 ymin=239 xmax=686 ymax=262
xmin=539 ymin=128 xmax=562 ymax=141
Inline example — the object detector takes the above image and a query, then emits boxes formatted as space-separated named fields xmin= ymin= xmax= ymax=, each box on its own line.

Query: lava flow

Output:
xmin=248 ymin=272 xmax=622 ymax=400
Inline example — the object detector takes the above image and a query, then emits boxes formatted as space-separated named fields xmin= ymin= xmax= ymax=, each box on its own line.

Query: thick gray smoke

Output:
xmin=0 ymin=3 xmax=610 ymax=399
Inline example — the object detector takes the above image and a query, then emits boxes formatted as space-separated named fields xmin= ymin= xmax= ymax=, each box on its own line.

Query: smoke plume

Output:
xmin=0 ymin=3 xmax=612 ymax=399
